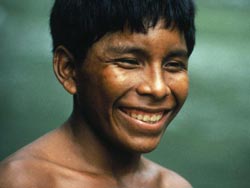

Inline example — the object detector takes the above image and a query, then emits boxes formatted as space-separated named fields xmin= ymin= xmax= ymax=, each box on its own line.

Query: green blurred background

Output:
xmin=0 ymin=0 xmax=250 ymax=187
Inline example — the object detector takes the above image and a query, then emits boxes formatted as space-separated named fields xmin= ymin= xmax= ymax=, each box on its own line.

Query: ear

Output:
xmin=53 ymin=46 xmax=77 ymax=95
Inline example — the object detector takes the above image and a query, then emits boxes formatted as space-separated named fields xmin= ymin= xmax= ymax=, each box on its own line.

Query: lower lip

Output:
xmin=116 ymin=108 xmax=172 ymax=135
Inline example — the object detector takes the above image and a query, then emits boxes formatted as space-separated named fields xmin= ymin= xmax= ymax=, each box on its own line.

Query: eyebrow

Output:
xmin=106 ymin=45 xmax=150 ymax=59
xmin=106 ymin=45 xmax=188 ymax=60
xmin=166 ymin=49 xmax=188 ymax=59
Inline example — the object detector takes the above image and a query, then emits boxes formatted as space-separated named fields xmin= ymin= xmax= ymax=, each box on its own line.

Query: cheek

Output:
xmin=100 ymin=68 xmax=133 ymax=102
xmin=169 ymin=73 xmax=189 ymax=102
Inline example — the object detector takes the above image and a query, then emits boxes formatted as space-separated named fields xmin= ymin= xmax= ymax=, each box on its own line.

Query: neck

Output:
xmin=61 ymin=103 xmax=143 ymax=177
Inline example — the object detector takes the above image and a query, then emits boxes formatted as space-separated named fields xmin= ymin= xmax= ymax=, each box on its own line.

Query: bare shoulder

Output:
xmin=160 ymin=167 xmax=192 ymax=188
xmin=142 ymin=157 xmax=192 ymax=188
xmin=0 ymin=155 xmax=53 ymax=188
xmin=0 ymin=130 xmax=62 ymax=188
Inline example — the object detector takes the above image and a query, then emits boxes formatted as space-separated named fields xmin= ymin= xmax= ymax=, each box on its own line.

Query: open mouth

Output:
xmin=120 ymin=108 xmax=165 ymax=124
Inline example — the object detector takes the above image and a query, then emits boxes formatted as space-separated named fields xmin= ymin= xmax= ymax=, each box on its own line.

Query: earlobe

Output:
xmin=53 ymin=46 xmax=77 ymax=95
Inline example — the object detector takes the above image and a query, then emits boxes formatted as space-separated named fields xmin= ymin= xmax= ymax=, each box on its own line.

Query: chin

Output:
xmin=136 ymin=145 xmax=158 ymax=154
xmin=122 ymin=135 xmax=163 ymax=154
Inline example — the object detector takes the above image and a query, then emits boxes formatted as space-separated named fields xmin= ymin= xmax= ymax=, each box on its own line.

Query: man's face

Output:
xmin=75 ymin=21 xmax=189 ymax=153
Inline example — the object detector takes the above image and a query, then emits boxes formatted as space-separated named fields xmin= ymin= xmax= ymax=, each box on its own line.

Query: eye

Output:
xmin=163 ymin=61 xmax=187 ymax=72
xmin=114 ymin=58 xmax=140 ymax=69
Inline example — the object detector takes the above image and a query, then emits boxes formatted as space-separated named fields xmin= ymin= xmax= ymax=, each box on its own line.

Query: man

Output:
xmin=0 ymin=0 xmax=195 ymax=187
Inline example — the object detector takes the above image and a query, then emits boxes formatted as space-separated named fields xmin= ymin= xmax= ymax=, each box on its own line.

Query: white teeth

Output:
xmin=128 ymin=112 xmax=163 ymax=123
xmin=131 ymin=113 xmax=137 ymax=119
xmin=143 ymin=115 xmax=150 ymax=122
xmin=151 ymin=115 xmax=157 ymax=122
xmin=156 ymin=115 xmax=162 ymax=121
xmin=138 ymin=114 xmax=143 ymax=120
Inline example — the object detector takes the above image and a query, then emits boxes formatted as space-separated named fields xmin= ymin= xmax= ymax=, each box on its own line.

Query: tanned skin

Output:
xmin=0 ymin=21 xmax=192 ymax=188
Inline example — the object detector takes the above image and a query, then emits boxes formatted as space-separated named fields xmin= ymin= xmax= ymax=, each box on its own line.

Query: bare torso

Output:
xmin=0 ymin=126 xmax=191 ymax=188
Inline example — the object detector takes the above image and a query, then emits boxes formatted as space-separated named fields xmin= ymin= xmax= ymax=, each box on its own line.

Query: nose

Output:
xmin=136 ymin=67 xmax=171 ymax=100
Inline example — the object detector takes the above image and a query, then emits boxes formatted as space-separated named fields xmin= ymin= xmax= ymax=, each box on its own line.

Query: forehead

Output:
xmin=91 ymin=20 xmax=187 ymax=57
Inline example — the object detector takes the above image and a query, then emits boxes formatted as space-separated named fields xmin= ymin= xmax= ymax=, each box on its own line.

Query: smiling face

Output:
xmin=74 ymin=21 xmax=189 ymax=153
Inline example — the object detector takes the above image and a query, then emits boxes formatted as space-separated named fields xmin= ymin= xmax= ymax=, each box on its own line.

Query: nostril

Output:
xmin=152 ymin=85 xmax=171 ymax=100
xmin=136 ymin=80 xmax=171 ymax=100
xmin=136 ymin=82 xmax=152 ymax=95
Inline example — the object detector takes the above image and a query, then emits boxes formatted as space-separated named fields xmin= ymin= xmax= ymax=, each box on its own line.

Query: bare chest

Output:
xmin=47 ymin=172 xmax=161 ymax=188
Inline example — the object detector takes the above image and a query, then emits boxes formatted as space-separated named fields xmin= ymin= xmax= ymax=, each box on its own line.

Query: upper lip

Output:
xmin=119 ymin=106 xmax=171 ymax=113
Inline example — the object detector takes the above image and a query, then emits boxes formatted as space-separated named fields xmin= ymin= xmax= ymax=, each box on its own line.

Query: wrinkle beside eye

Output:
xmin=163 ymin=60 xmax=187 ymax=72
xmin=113 ymin=58 xmax=141 ymax=69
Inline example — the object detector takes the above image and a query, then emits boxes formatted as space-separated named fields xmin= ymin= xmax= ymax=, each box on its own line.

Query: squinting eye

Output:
xmin=163 ymin=61 xmax=187 ymax=72
xmin=114 ymin=58 xmax=140 ymax=69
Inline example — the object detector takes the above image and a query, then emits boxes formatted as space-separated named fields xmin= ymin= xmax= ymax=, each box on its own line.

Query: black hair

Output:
xmin=50 ymin=0 xmax=196 ymax=62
